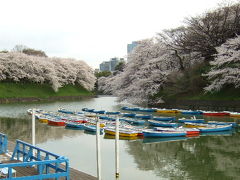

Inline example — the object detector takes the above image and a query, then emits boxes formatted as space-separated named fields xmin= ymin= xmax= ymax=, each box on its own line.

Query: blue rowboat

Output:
xmin=122 ymin=113 xmax=136 ymax=118
xmin=121 ymin=107 xmax=140 ymax=111
xmin=178 ymin=118 xmax=205 ymax=123
xmin=93 ymin=110 xmax=105 ymax=114
xmin=58 ymin=109 xmax=74 ymax=114
xmin=153 ymin=116 xmax=176 ymax=121
xmin=82 ymin=108 xmax=95 ymax=112
xmin=181 ymin=111 xmax=203 ymax=115
xmin=135 ymin=114 xmax=152 ymax=120
xmin=148 ymin=120 xmax=179 ymax=128
xmin=106 ymin=111 xmax=121 ymax=115
xmin=84 ymin=125 xmax=103 ymax=133
xmin=143 ymin=129 xmax=186 ymax=137
xmin=65 ymin=122 xmax=85 ymax=129
xmin=207 ymin=121 xmax=238 ymax=127
xmin=138 ymin=108 xmax=156 ymax=112
xmin=99 ymin=116 xmax=116 ymax=121
xmin=198 ymin=124 xmax=233 ymax=132
xmin=119 ymin=118 xmax=145 ymax=125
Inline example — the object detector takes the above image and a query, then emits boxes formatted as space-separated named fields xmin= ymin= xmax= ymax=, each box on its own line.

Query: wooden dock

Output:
xmin=1 ymin=141 xmax=97 ymax=180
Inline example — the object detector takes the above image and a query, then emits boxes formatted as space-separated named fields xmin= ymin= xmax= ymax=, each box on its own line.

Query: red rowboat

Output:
xmin=48 ymin=119 xmax=65 ymax=126
xmin=203 ymin=112 xmax=230 ymax=116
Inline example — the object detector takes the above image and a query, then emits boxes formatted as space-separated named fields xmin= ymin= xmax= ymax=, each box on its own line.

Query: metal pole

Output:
xmin=96 ymin=116 xmax=102 ymax=180
xmin=32 ymin=108 xmax=36 ymax=146
xmin=115 ymin=115 xmax=119 ymax=179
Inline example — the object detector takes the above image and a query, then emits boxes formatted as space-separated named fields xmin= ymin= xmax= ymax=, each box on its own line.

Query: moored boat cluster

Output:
xmin=27 ymin=106 xmax=239 ymax=141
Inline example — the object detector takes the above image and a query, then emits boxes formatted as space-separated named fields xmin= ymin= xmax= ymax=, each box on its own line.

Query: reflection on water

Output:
xmin=0 ymin=96 xmax=239 ymax=180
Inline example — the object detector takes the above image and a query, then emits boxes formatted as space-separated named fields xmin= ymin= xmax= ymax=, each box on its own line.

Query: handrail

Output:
xmin=0 ymin=133 xmax=8 ymax=154
xmin=6 ymin=140 xmax=70 ymax=180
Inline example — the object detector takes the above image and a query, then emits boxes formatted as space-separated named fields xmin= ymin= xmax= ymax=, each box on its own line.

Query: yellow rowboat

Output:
xmin=184 ymin=123 xmax=207 ymax=128
xmin=38 ymin=118 xmax=48 ymax=123
xmin=104 ymin=134 xmax=140 ymax=140
xmin=156 ymin=109 xmax=180 ymax=113
xmin=230 ymin=113 xmax=240 ymax=118
xmin=89 ymin=123 xmax=105 ymax=128
xmin=104 ymin=128 xmax=138 ymax=137
xmin=85 ymin=113 xmax=97 ymax=117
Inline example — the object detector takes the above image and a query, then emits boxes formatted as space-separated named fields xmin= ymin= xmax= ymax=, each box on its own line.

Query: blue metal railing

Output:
xmin=0 ymin=140 xmax=70 ymax=180
xmin=0 ymin=133 xmax=8 ymax=154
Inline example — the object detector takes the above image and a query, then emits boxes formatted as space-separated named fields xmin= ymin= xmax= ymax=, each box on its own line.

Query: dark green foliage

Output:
xmin=162 ymin=63 xmax=209 ymax=98
xmin=22 ymin=48 xmax=47 ymax=57
xmin=114 ymin=61 xmax=126 ymax=72
xmin=95 ymin=71 xmax=112 ymax=78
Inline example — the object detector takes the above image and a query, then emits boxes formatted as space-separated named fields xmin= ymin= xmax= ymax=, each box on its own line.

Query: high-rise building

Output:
xmin=99 ymin=57 xmax=125 ymax=72
xmin=127 ymin=41 xmax=138 ymax=54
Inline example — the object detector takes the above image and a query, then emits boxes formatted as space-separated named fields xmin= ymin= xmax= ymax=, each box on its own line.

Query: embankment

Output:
xmin=0 ymin=82 xmax=94 ymax=104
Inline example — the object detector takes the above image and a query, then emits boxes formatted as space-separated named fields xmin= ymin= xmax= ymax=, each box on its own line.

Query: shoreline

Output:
xmin=153 ymin=99 xmax=240 ymax=112
xmin=0 ymin=95 xmax=96 ymax=104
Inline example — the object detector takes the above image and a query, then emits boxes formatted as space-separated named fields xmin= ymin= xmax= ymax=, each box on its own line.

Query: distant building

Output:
xmin=99 ymin=57 xmax=125 ymax=72
xmin=127 ymin=41 xmax=138 ymax=54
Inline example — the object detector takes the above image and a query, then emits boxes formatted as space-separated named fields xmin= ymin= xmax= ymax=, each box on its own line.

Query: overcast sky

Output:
xmin=0 ymin=0 xmax=237 ymax=68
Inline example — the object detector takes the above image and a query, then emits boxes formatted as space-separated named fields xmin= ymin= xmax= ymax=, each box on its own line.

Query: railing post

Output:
xmin=115 ymin=115 xmax=120 ymax=179
xmin=96 ymin=116 xmax=102 ymax=180
xmin=32 ymin=108 xmax=36 ymax=146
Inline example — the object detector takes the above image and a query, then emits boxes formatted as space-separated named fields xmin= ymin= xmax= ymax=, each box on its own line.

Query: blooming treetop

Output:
xmin=204 ymin=35 xmax=240 ymax=92
xmin=0 ymin=52 xmax=96 ymax=91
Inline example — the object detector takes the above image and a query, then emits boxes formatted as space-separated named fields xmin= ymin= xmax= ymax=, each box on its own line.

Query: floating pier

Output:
xmin=0 ymin=135 xmax=97 ymax=180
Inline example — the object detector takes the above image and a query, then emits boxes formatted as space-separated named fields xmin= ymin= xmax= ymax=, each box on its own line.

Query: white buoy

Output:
xmin=115 ymin=115 xmax=120 ymax=179
xmin=32 ymin=108 xmax=36 ymax=146
xmin=96 ymin=116 xmax=102 ymax=180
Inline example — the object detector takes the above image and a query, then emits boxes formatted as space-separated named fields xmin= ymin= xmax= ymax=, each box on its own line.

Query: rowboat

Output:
xmin=143 ymin=129 xmax=186 ymax=137
xmin=135 ymin=114 xmax=152 ymax=120
xmin=181 ymin=111 xmax=203 ymax=115
xmin=38 ymin=117 xmax=49 ymax=123
xmin=156 ymin=109 xmax=180 ymax=114
xmin=121 ymin=107 xmax=140 ymax=111
xmin=99 ymin=116 xmax=116 ymax=121
xmin=198 ymin=124 xmax=233 ymax=132
xmin=104 ymin=128 xmax=138 ymax=137
xmin=152 ymin=116 xmax=176 ymax=121
xmin=84 ymin=113 xmax=97 ymax=117
xmin=203 ymin=111 xmax=230 ymax=116
xmin=104 ymin=134 xmax=140 ymax=140
xmin=138 ymin=108 xmax=156 ymax=112
xmin=65 ymin=122 xmax=86 ymax=129
xmin=58 ymin=108 xmax=74 ymax=114
xmin=230 ymin=112 xmax=240 ymax=118
xmin=106 ymin=111 xmax=121 ymax=115
xmin=154 ymin=127 xmax=200 ymax=135
xmin=93 ymin=110 xmax=105 ymax=114
xmin=120 ymin=118 xmax=145 ymax=125
xmin=178 ymin=118 xmax=205 ymax=123
xmin=122 ymin=113 xmax=136 ymax=118
xmin=48 ymin=119 xmax=65 ymax=126
xmin=84 ymin=125 xmax=103 ymax=133
xmin=207 ymin=121 xmax=238 ymax=127
xmin=184 ymin=122 xmax=208 ymax=128
xmin=148 ymin=120 xmax=179 ymax=128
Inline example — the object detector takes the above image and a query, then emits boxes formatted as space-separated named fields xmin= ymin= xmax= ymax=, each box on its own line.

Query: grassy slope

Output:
xmin=0 ymin=82 xmax=92 ymax=98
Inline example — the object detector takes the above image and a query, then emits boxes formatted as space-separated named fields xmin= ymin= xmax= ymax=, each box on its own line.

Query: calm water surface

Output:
xmin=0 ymin=96 xmax=239 ymax=180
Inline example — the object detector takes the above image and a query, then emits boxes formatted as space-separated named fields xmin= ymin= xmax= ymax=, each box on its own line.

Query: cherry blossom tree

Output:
xmin=0 ymin=52 xmax=96 ymax=92
xmin=204 ymin=35 xmax=240 ymax=92
xmin=98 ymin=39 xmax=183 ymax=104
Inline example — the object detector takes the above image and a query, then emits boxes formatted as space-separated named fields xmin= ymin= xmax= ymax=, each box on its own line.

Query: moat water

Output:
xmin=0 ymin=96 xmax=239 ymax=180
